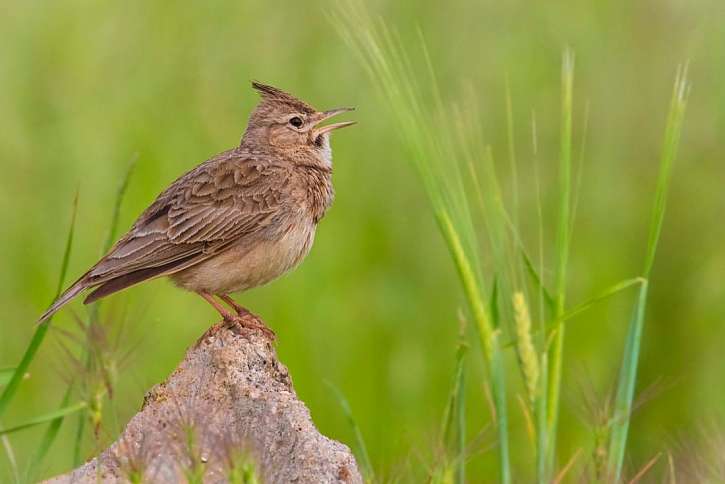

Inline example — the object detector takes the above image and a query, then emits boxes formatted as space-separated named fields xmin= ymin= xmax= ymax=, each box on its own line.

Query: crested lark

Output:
xmin=39 ymin=82 xmax=354 ymax=335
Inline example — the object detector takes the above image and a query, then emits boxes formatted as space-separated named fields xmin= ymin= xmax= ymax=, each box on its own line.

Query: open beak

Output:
xmin=312 ymin=107 xmax=356 ymax=136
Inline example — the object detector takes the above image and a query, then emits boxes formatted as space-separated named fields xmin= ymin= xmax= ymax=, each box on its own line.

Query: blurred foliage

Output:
xmin=1 ymin=0 xmax=724 ymax=481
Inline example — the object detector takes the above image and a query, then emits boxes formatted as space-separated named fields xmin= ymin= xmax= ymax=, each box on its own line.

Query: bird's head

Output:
xmin=242 ymin=81 xmax=355 ymax=167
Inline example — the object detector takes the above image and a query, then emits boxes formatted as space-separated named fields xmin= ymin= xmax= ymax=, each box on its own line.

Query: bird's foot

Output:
xmin=222 ymin=313 xmax=276 ymax=341
xmin=195 ymin=292 xmax=276 ymax=342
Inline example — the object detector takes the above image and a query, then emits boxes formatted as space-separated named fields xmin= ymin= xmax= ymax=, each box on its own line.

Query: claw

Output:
xmin=224 ymin=314 xmax=276 ymax=341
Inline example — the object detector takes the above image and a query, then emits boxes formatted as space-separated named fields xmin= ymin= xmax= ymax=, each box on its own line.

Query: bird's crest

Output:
xmin=251 ymin=81 xmax=316 ymax=114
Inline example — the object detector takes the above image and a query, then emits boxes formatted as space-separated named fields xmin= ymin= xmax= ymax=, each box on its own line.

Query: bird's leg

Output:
xmin=218 ymin=294 xmax=251 ymax=317
xmin=195 ymin=291 xmax=239 ymax=345
xmin=198 ymin=291 xmax=237 ymax=322
xmin=199 ymin=292 xmax=276 ymax=340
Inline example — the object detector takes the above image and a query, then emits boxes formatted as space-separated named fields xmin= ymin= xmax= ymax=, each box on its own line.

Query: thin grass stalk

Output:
xmin=73 ymin=159 xmax=136 ymax=465
xmin=332 ymin=6 xmax=511 ymax=478
xmin=642 ymin=69 xmax=689 ymax=277
xmin=521 ymin=252 xmax=555 ymax=313
xmin=502 ymin=278 xmax=646 ymax=352
xmin=473 ymin=143 xmax=522 ymax=329
xmin=455 ymin=94 xmax=522 ymax=299
xmin=607 ymin=281 xmax=648 ymax=480
xmin=89 ymin=157 xmax=136 ymax=324
xmin=546 ymin=49 xmax=575 ymax=477
xmin=536 ymin=354 xmax=549 ymax=483
xmin=441 ymin=339 xmax=467 ymax=443
xmin=28 ymin=385 xmax=73 ymax=479
xmin=455 ymin=351 xmax=466 ymax=484
xmin=440 ymin=210 xmax=511 ymax=483
xmin=0 ymin=193 xmax=78 ymax=421
xmin=439 ymin=213 xmax=495 ymax=356
xmin=438 ymin=213 xmax=510 ymax=482
xmin=607 ymin=66 xmax=689 ymax=481
xmin=325 ymin=382 xmax=374 ymax=480
xmin=558 ymin=278 xmax=645 ymax=324
xmin=0 ymin=401 xmax=87 ymax=435
xmin=71 ymin=396 xmax=85 ymax=465
xmin=505 ymin=77 xmax=519 ymax=228
xmin=490 ymin=334 xmax=511 ymax=484
xmin=531 ymin=109 xmax=550 ymax=483
xmin=440 ymin=333 xmax=467 ymax=484
xmin=569 ymin=103 xmax=590 ymax=243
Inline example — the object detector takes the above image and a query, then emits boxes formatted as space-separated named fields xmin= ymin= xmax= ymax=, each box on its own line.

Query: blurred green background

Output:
xmin=1 ymin=0 xmax=724 ymax=481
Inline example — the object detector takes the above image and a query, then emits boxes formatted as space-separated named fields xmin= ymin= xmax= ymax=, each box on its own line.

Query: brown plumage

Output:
xmin=39 ymin=82 xmax=355 ymax=331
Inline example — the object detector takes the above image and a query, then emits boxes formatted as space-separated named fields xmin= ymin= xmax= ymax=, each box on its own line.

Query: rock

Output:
xmin=46 ymin=316 xmax=362 ymax=484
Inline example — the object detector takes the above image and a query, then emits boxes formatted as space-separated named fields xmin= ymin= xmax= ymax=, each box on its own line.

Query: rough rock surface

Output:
xmin=47 ymin=316 xmax=362 ymax=484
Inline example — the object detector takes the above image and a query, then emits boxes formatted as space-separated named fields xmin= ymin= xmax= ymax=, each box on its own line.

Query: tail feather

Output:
xmin=37 ymin=281 xmax=87 ymax=324
xmin=83 ymin=262 xmax=184 ymax=305
xmin=38 ymin=251 xmax=202 ymax=323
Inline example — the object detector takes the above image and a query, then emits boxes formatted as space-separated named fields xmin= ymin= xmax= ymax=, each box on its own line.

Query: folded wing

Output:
xmin=38 ymin=152 xmax=290 ymax=322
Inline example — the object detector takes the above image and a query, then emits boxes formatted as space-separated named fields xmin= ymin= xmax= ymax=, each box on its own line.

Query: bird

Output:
xmin=38 ymin=81 xmax=355 ymax=336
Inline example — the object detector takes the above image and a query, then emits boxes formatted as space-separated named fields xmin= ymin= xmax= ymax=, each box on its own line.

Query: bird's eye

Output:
xmin=289 ymin=116 xmax=303 ymax=128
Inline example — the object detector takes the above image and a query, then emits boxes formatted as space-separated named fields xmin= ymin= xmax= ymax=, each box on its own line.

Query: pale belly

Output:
xmin=170 ymin=223 xmax=317 ymax=295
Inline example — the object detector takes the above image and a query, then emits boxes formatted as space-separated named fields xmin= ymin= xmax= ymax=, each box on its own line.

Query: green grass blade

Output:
xmin=490 ymin=277 xmax=500 ymax=328
xmin=502 ymin=277 xmax=646 ymax=351
xmin=554 ymin=49 xmax=575 ymax=308
xmin=490 ymin=334 xmax=510 ymax=484
xmin=74 ymin=157 xmax=136 ymax=465
xmin=536 ymin=354 xmax=548 ymax=483
xmin=325 ymin=382 xmax=374 ymax=481
xmin=439 ymin=214 xmax=511 ymax=483
xmin=0 ymin=368 xmax=17 ymax=388
xmin=438 ymin=212 xmax=495 ymax=364
xmin=607 ymin=66 xmax=689 ymax=482
xmin=607 ymin=281 xmax=649 ymax=481
xmin=455 ymin=357 xmax=466 ymax=484
xmin=505 ymin=76 xmax=519 ymax=228
xmin=0 ymin=193 xmax=78 ymax=421
xmin=642 ymin=68 xmax=689 ymax=277
xmin=546 ymin=49 xmax=575 ymax=477
xmin=104 ymin=156 xmax=137 ymax=252
xmin=332 ymin=5 xmax=511 ymax=479
xmin=558 ymin=277 xmax=646 ymax=326
xmin=521 ymin=251 xmax=555 ymax=315
xmin=0 ymin=401 xmax=87 ymax=436
xmin=28 ymin=385 xmax=73 ymax=479
xmin=71 ymin=406 xmax=85 ymax=466
xmin=89 ymin=156 xmax=137 ymax=322
xmin=440 ymin=337 xmax=467 ymax=484
xmin=441 ymin=339 xmax=468 ymax=443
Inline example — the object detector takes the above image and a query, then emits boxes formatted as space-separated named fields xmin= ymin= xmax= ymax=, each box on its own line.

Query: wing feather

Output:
xmin=39 ymin=149 xmax=298 ymax=323
xmin=84 ymin=152 xmax=292 ymax=286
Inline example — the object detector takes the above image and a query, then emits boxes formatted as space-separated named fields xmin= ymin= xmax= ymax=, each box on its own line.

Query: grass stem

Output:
xmin=606 ymin=66 xmax=689 ymax=481
xmin=0 ymin=193 xmax=78 ymax=421
xmin=546 ymin=49 xmax=575 ymax=477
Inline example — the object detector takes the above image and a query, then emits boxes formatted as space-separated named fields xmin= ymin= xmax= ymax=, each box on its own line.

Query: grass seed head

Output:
xmin=513 ymin=292 xmax=539 ymax=406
